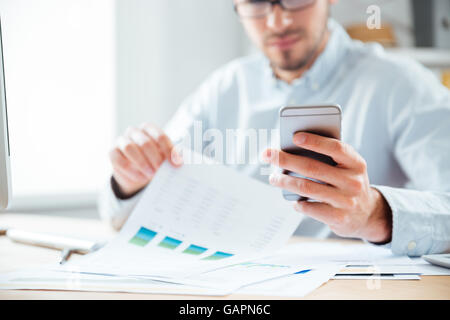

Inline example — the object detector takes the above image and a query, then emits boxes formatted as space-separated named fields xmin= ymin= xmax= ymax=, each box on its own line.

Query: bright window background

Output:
xmin=0 ymin=0 xmax=115 ymax=209
xmin=0 ymin=0 xmax=246 ymax=212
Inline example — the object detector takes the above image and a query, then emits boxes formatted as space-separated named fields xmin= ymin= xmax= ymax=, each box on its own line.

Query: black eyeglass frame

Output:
xmin=234 ymin=0 xmax=317 ymax=19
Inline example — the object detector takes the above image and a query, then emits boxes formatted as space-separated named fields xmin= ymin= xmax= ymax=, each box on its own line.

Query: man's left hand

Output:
xmin=262 ymin=132 xmax=392 ymax=243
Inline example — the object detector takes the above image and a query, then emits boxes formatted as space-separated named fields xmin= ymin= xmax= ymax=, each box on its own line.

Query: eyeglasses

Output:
xmin=234 ymin=0 xmax=316 ymax=19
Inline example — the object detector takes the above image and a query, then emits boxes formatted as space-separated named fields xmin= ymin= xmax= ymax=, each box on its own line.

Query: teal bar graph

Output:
xmin=202 ymin=251 xmax=234 ymax=261
xmin=129 ymin=227 xmax=157 ymax=247
xmin=183 ymin=244 xmax=208 ymax=255
xmin=158 ymin=236 xmax=182 ymax=249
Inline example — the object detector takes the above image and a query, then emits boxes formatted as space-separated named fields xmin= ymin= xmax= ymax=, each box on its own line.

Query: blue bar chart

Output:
xmin=202 ymin=251 xmax=234 ymax=261
xmin=158 ymin=236 xmax=183 ymax=250
xmin=183 ymin=244 xmax=208 ymax=255
xmin=129 ymin=227 xmax=157 ymax=246
xmin=128 ymin=227 xmax=234 ymax=261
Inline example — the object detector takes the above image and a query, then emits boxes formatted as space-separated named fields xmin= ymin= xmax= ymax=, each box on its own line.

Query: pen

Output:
xmin=1 ymin=227 xmax=106 ymax=264
xmin=59 ymin=248 xmax=74 ymax=265
xmin=59 ymin=242 xmax=105 ymax=264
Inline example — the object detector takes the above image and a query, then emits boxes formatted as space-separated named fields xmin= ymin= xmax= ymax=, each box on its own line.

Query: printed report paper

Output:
xmin=0 ymin=264 xmax=339 ymax=297
xmin=62 ymin=154 xmax=303 ymax=289
xmin=236 ymin=265 xmax=341 ymax=297
xmin=269 ymin=241 xmax=421 ymax=280
xmin=0 ymin=267 xmax=231 ymax=296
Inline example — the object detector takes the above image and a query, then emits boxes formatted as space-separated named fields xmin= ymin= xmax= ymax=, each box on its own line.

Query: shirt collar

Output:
xmin=262 ymin=18 xmax=352 ymax=91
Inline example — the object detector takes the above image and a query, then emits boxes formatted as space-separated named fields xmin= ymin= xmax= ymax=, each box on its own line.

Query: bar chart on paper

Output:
xmin=63 ymin=156 xmax=302 ymax=283
xmin=183 ymin=244 xmax=208 ymax=255
xmin=158 ymin=236 xmax=183 ymax=250
xmin=129 ymin=227 xmax=157 ymax=246
xmin=127 ymin=226 xmax=235 ymax=261
xmin=202 ymin=251 xmax=234 ymax=261
xmin=121 ymin=159 xmax=300 ymax=256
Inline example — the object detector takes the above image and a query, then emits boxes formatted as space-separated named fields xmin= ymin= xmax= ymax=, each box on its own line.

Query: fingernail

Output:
xmin=262 ymin=149 xmax=272 ymax=162
xmin=294 ymin=132 xmax=306 ymax=145
xmin=269 ymin=173 xmax=278 ymax=184
xmin=171 ymin=151 xmax=183 ymax=166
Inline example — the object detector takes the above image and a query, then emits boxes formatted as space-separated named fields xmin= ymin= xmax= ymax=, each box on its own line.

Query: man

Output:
xmin=99 ymin=0 xmax=450 ymax=256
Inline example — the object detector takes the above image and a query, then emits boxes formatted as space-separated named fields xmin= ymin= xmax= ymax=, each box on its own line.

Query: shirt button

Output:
xmin=311 ymin=82 xmax=319 ymax=90
xmin=407 ymin=241 xmax=416 ymax=251
xmin=288 ymin=99 xmax=295 ymax=105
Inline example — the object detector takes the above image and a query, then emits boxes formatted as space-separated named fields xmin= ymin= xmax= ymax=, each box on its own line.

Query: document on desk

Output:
xmin=236 ymin=265 xmax=340 ymax=297
xmin=0 ymin=267 xmax=232 ymax=296
xmin=269 ymin=241 xmax=421 ymax=280
xmin=0 ymin=263 xmax=339 ymax=297
xmin=62 ymin=153 xmax=303 ymax=290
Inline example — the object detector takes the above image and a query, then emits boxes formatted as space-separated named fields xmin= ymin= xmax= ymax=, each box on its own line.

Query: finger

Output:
xmin=141 ymin=124 xmax=182 ymax=167
xmin=293 ymin=132 xmax=366 ymax=170
xmin=262 ymin=148 xmax=346 ymax=188
xmin=117 ymin=136 xmax=154 ymax=178
xmin=128 ymin=128 xmax=164 ymax=171
xmin=109 ymin=148 xmax=149 ymax=183
xmin=112 ymin=167 xmax=141 ymax=191
xmin=269 ymin=172 xmax=350 ymax=208
xmin=294 ymin=201 xmax=344 ymax=227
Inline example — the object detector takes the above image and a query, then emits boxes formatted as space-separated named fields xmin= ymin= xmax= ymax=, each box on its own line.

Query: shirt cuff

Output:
xmin=371 ymin=185 xmax=434 ymax=256
xmin=97 ymin=177 xmax=144 ymax=231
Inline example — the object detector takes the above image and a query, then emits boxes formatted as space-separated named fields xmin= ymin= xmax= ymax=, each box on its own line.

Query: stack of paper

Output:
xmin=54 ymin=157 xmax=310 ymax=291
xmin=0 ymin=156 xmax=344 ymax=297
xmin=1 ymin=152 xmax=441 ymax=297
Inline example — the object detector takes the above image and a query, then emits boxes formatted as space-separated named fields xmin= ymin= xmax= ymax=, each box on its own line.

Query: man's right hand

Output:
xmin=109 ymin=123 xmax=182 ymax=198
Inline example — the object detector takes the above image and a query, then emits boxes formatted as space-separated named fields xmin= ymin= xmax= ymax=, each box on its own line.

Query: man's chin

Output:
xmin=265 ymin=48 xmax=312 ymax=72
xmin=269 ymin=57 xmax=310 ymax=72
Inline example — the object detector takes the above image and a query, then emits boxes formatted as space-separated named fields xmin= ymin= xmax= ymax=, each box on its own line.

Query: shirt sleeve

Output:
xmin=97 ymin=177 xmax=145 ymax=231
xmin=371 ymin=61 xmax=450 ymax=256
xmin=372 ymin=185 xmax=450 ymax=256
xmin=97 ymin=70 xmax=222 ymax=230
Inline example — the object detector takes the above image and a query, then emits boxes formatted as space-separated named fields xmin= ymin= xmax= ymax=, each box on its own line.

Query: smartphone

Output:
xmin=279 ymin=105 xmax=342 ymax=201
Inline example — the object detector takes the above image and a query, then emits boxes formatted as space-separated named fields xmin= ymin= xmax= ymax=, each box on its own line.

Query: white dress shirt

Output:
xmin=99 ymin=19 xmax=450 ymax=256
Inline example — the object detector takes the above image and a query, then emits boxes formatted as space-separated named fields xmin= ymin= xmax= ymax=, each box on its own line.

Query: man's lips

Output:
xmin=267 ymin=35 xmax=301 ymax=50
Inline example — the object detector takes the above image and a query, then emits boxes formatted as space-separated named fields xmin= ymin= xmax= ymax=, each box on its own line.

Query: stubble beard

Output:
xmin=269 ymin=23 xmax=328 ymax=72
